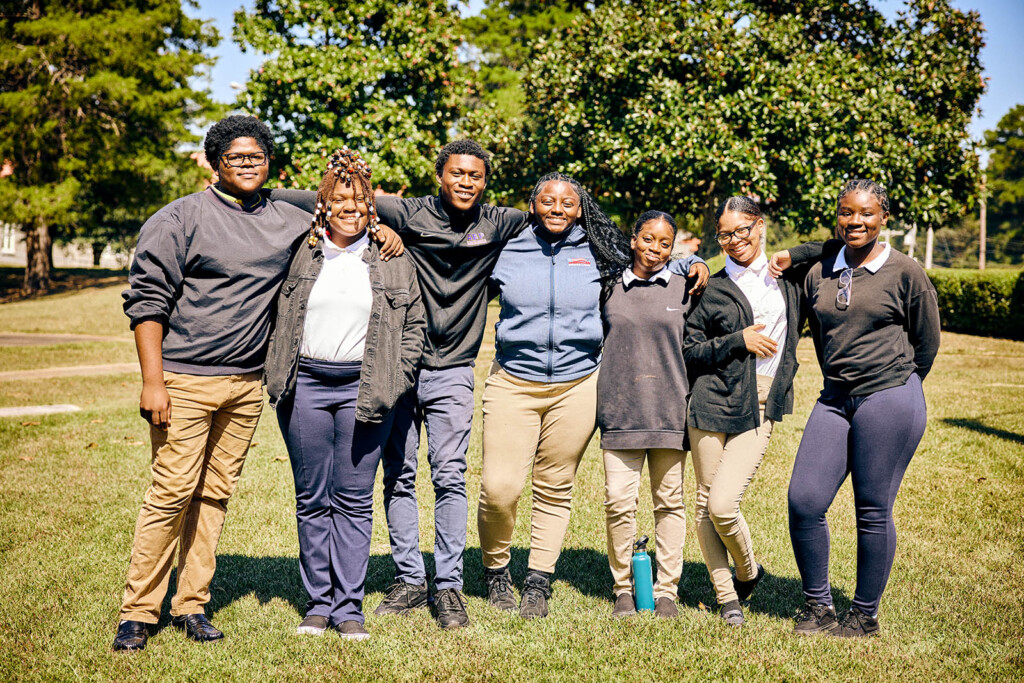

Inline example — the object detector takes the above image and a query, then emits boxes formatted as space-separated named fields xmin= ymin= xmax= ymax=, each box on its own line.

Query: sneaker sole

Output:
xmin=296 ymin=626 xmax=327 ymax=635
xmin=337 ymin=632 xmax=371 ymax=641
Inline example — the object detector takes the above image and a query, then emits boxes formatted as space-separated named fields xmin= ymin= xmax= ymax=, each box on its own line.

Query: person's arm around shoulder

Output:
xmin=906 ymin=264 xmax=941 ymax=380
xmin=668 ymin=253 xmax=711 ymax=295
xmin=769 ymin=238 xmax=844 ymax=278
xmin=399 ymin=261 xmax=427 ymax=392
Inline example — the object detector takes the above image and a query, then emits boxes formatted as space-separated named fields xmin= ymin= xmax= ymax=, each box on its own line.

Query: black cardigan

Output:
xmin=682 ymin=241 xmax=841 ymax=434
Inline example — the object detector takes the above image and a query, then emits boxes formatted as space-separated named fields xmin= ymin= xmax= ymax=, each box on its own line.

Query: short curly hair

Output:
xmin=204 ymin=115 xmax=274 ymax=170
xmin=434 ymin=139 xmax=492 ymax=179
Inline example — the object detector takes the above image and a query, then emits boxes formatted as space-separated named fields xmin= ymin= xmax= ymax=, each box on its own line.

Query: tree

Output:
xmin=984 ymin=104 xmax=1024 ymax=264
xmin=234 ymin=0 xmax=474 ymax=194
xmin=471 ymin=0 xmax=984 ymax=255
xmin=0 ymin=0 xmax=220 ymax=294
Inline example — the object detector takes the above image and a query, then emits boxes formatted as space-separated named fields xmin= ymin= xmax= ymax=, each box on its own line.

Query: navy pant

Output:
xmin=382 ymin=365 xmax=474 ymax=590
xmin=788 ymin=373 xmax=927 ymax=616
xmin=277 ymin=359 xmax=393 ymax=625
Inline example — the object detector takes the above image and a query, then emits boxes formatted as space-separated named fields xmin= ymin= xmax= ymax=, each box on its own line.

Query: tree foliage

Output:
xmin=234 ymin=0 xmax=473 ymax=195
xmin=984 ymin=104 xmax=1024 ymax=264
xmin=0 ymin=0 xmax=220 ymax=293
xmin=468 ymin=0 xmax=984 ymax=253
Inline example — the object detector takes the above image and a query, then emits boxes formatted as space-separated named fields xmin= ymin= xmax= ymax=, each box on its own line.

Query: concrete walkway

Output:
xmin=0 ymin=363 xmax=138 ymax=382
xmin=0 ymin=333 xmax=131 ymax=346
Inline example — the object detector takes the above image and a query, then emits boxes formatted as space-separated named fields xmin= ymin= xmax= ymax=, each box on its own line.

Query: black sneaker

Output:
xmin=733 ymin=564 xmax=765 ymax=602
xmin=834 ymin=606 xmax=881 ymax=638
xmin=720 ymin=599 xmax=744 ymax=626
xmin=793 ymin=600 xmax=839 ymax=635
xmin=373 ymin=582 xmax=430 ymax=616
xmin=296 ymin=614 xmax=329 ymax=635
xmin=484 ymin=566 xmax=517 ymax=612
xmin=433 ymin=588 xmax=470 ymax=629
xmin=519 ymin=571 xmax=551 ymax=620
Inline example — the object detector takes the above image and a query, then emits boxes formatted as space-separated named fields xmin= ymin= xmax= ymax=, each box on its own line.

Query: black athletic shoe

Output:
xmin=733 ymin=564 xmax=766 ymax=602
xmin=433 ymin=588 xmax=470 ymax=629
xmin=834 ymin=606 xmax=881 ymax=638
xmin=720 ymin=599 xmax=744 ymax=626
xmin=484 ymin=566 xmax=517 ymax=612
xmin=112 ymin=620 xmax=149 ymax=652
xmin=519 ymin=571 xmax=551 ymax=620
xmin=793 ymin=600 xmax=839 ymax=636
xmin=171 ymin=614 xmax=224 ymax=642
xmin=373 ymin=582 xmax=430 ymax=616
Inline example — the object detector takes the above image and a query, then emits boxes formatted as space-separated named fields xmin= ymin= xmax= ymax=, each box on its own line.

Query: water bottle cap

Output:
xmin=634 ymin=535 xmax=649 ymax=552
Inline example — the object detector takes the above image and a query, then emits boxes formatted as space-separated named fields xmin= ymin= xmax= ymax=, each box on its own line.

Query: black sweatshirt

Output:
xmin=270 ymin=190 xmax=528 ymax=368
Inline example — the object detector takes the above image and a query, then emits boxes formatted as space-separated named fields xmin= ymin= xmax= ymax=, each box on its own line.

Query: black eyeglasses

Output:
xmin=836 ymin=268 xmax=853 ymax=309
xmin=715 ymin=220 xmax=757 ymax=245
xmin=220 ymin=152 xmax=267 ymax=167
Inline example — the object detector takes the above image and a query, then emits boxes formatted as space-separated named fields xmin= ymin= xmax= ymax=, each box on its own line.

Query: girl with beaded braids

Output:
xmin=478 ymin=174 xmax=708 ymax=619
xmin=264 ymin=148 xmax=426 ymax=640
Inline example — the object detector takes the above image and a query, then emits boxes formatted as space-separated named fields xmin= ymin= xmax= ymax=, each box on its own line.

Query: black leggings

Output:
xmin=788 ymin=373 xmax=927 ymax=616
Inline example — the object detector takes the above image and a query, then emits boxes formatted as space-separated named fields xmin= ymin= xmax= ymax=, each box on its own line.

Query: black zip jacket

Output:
xmin=269 ymin=190 xmax=529 ymax=368
xmin=683 ymin=240 xmax=842 ymax=433
xmin=263 ymin=239 xmax=426 ymax=423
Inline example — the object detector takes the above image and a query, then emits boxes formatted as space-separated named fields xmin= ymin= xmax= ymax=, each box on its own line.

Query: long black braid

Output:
xmin=528 ymin=172 xmax=631 ymax=282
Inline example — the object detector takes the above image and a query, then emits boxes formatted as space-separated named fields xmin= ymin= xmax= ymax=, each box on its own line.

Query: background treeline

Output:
xmin=2 ymin=0 xmax=1022 ymax=296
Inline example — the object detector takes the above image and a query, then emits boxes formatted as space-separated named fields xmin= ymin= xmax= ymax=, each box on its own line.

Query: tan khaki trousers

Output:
xmin=119 ymin=371 xmax=263 ymax=623
xmin=478 ymin=367 xmax=598 ymax=573
xmin=690 ymin=374 xmax=775 ymax=604
xmin=603 ymin=448 xmax=686 ymax=599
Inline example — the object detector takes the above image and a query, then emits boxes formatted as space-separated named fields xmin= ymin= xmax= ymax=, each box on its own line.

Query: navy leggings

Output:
xmin=788 ymin=373 xmax=927 ymax=616
xmin=277 ymin=358 xmax=393 ymax=625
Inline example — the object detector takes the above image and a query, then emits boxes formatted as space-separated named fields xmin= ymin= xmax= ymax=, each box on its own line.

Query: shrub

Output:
xmin=927 ymin=269 xmax=1024 ymax=340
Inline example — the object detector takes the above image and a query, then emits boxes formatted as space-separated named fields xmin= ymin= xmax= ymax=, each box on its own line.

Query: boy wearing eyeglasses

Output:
xmin=113 ymin=116 xmax=319 ymax=652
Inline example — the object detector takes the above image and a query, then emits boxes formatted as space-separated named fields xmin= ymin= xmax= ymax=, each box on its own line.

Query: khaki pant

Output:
xmin=603 ymin=448 xmax=686 ymax=599
xmin=119 ymin=371 xmax=263 ymax=623
xmin=478 ymin=367 xmax=598 ymax=573
xmin=690 ymin=374 xmax=775 ymax=604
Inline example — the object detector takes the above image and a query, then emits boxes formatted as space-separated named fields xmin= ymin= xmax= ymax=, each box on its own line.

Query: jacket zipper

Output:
xmin=547 ymin=248 xmax=556 ymax=379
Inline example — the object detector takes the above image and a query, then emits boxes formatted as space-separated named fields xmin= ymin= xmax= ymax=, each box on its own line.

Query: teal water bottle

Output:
xmin=632 ymin=536 xmax=655 ymax=612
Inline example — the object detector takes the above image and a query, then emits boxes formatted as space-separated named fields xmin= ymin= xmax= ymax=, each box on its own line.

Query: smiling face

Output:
xmin=215 ymin=136 xmax=269 ymax=200
xmin=327 ymin=179 xmax=370 ymax=246
xmin=716 ymin=210 xmax=763 ymax=267
xmin=530 ymin=180 xmax=581 ymax=234
xmin=837 ymin=189 xmax=888 ymax=250
xmin=631 ymin=218 xmax=676 ymax=278
xmin=437 ymin=154 xmax=487 ymax=212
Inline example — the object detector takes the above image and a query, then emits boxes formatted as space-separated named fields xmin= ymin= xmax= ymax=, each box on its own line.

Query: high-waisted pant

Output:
xmin=788 ymin=373 xmax=927 ymax=616
xmin=277 ymin=359 xmax=393 ymax=625
xmin=690 ymin=374 xmax=775 ymax=604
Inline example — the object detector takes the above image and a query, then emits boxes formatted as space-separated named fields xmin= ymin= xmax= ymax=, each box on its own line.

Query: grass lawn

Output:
xmin=0 ymin=284 xmax=1022 ymax=681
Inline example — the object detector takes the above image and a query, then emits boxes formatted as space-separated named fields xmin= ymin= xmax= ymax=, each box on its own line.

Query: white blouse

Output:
xmin=724 ymin=252 xmax=788 ymax=378
xmin=300 ymin=233 xmax=373 ymax=363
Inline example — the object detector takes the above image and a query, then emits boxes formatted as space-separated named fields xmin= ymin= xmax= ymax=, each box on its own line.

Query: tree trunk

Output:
xmin=23 ymin=221 xmax=52 ymax=295
xmin=92 ymin=241 xmax=105 ymax=267
xmin=698 ymin=181 xmax=718 ymax=259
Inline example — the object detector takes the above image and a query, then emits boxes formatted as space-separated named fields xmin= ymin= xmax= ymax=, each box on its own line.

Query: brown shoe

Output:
xmin=654 ymin=597 xmax=678 ymax=619
xmin=611 ymin=593 xmax=636 ymax=618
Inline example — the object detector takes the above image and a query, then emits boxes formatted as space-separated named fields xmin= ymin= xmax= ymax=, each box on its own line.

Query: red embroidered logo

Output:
xmin=567 ymin=258 xmax=591 ymax=266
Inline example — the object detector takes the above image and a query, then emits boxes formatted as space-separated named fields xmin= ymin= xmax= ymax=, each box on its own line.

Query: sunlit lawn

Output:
xmin=0 ymin=282 xmax=1021 ymax=681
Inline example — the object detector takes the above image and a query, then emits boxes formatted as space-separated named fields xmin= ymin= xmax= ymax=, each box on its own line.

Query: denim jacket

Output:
xmin=264 ymin=238 xmax=426 ymax=422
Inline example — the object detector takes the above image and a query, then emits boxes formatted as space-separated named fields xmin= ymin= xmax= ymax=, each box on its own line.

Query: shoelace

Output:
xmin=382 ymin=583 xmax=413 ymax=605
xmin=795 ymin=603 xmax=825 ymax=622
xmin=521 ymin=586 xmax=545 ymax=607
xmin=841 ymin=610 xmax=863 ymax=630
xmin=437 ymin=589 xmax=465 ymax=611
xmin=486 ymin=575 xmax=514 ymax=598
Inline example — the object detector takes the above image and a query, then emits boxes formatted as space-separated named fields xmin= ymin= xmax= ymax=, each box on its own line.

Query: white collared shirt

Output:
xmin=725 ymin=252 xmax=787 ymax=378
xmin=834 ymin=241 xmax=891 ymax=272
xmin=300 ymin=233 xmax=373 ymax=363
xmin=622 ymin=266 xmax=672 ymax=287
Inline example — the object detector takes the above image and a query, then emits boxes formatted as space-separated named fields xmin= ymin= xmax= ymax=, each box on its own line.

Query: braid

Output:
xmin=529 ymin=172 xmax=631 ymax=282
xmin=308 ymin=147 xmax=378 ymax=247
xmin=837 ymin=178 xmax=889 ymax=213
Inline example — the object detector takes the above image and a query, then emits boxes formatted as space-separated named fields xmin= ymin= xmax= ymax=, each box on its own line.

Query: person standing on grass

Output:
xmin=114 ymin=116 xmax=402 ymax=653
xmin=264 ymin=148 xmax=425 ymax=641
xmin=598 ymin=211 xmax=697 ymax=620
xmin=477 ymin=174 xmax=708 ymax=620
xmin=683 ymin=196 xmax=837 ymax=627
xmin=773 ymin=179 xmax=940 ymax=638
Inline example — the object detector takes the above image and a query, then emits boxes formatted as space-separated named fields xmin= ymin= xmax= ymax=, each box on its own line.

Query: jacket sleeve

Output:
xmin=400 ymin=271 xmax=427 ymax=391
xmin=122 ymin=200 xmax=188 ymax=329
xmin=788 ymin=238 xmax=844 ymax=266
xmin=267 ymin=189 xmax=317 ymax=213
xmin=906 ymin=270 xmax=941 ymax=380
xmin=682 ymin=295 xmax=747 ymax=372
xmin=667 ymin=253 xmax=707 ymax=276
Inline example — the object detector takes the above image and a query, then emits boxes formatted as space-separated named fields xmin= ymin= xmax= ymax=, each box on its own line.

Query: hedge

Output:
xmin=927 ymin=269 xmax=1024 ymax=340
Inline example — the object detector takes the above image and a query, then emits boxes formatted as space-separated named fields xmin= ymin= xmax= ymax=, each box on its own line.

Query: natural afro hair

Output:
xmin=204 ymin=115 xmax=274 ymax=170
xmin=434 ymin=139 xmax=492 ymax=179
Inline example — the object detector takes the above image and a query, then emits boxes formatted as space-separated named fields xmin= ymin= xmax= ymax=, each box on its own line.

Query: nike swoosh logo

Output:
xmin=666 ymin=307 xmax=681 ymax=312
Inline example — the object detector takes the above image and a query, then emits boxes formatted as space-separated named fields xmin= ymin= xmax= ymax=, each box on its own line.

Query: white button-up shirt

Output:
xmin=300 ymin=232 xmax=373 ymax=363
xmin=724 ymin=252 xmax=787 ymax=378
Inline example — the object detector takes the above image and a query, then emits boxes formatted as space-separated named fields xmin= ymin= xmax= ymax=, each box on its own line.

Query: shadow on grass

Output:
xmin=941 ymin=417 xmax=1024 ymax=445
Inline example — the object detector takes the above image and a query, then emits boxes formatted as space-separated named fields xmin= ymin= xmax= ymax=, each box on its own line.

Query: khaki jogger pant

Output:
xmin=690 ymin=374 xmax=775 ymax=604
xmin=603 ymin=448 xmax=686 ymax=600
xmin=119 ymin=371 xmax=263 ymax=623
xmin=478 ymin=367 xmax=598 ymax=574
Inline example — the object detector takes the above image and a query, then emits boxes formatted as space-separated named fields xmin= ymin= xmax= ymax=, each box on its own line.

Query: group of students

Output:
xmin=112 ymin=114 xmax=940 ymax=652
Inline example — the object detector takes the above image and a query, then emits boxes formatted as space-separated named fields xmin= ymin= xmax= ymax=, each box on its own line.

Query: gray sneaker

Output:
xmin=334 ymin=620 xmax=370 ymax=641
xmin=611 ymin=593 xmax=636 ymax=618
xmin=519 ymin=571 xmax=551 ymax=620
xmin=654 ymin=596 xmax=678 ymax=619
xmin=373 ymin=582 xmax=430 ymax=616
xmin=793 ymin=600 xmax=839 ymax=635
xmin=296 ymin=614 xmax=329 ymax=635
xmin=720 ymin=599 xmax=744 ymax=626
xmin=484 ymin=566 xmax=517 ymax=612
xmin=433 ymin=588 xmax=470 ymax=629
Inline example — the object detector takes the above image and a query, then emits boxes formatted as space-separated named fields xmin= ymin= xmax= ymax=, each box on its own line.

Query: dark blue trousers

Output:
xmin=277 ymin=359 xmax=393 ymax=625
xmin=788 ymin=373 xmax=927 ymax=616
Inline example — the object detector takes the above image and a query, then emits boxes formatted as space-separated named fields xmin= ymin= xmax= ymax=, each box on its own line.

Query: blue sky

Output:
xmin=191 ymin=0 xmax=1023 ymax=143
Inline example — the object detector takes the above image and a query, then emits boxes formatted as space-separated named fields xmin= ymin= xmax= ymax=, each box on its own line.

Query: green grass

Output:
xmin=1 ymin=292 xmax=1022 ymax=681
